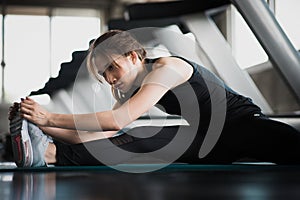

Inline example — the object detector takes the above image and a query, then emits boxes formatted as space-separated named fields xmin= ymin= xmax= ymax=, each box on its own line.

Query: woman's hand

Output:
xmin=20 ymin=96 xmax=51 ymax=126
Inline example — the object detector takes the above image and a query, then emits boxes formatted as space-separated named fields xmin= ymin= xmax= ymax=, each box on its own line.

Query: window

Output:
xmin=275 ymin=0 xmax=300 ymax=50
xmin=50 ymin=8 xmax=100 ymax=77
xmin=228 ymin=1 xmax=300 ymax=113
xmin=229 ymin=6 xmax=269 ymax=69
xmin=0 ymin=7 xmax=100 ymax=103
xmin=5 ymin=15 xmax=50 ymax=102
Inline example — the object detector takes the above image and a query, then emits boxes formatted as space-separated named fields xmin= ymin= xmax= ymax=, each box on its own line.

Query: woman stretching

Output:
xmin=9 ymin=29 xmax=300 ymax=167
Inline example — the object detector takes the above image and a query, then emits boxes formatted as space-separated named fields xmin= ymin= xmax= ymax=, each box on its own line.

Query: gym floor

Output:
xmin=1 ymin=163 xmax=300 ymax=200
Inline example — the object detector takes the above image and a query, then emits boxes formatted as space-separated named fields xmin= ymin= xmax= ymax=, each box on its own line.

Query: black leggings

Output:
xmin=55 ymin=117 xmax=300 ymax=166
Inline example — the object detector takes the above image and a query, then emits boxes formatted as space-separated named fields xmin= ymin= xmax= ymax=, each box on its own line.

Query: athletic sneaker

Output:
xmin=10 ymin=113 xmax=33 ymax=167
xmin=10 ymin=111 xmax=53 ymax=167
xmin=27 ymin=122 xmax=53 ymax=167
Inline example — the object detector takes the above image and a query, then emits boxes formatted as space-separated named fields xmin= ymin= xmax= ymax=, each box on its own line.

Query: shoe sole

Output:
xmin=10 ymin=115 xmax=33 ymax=167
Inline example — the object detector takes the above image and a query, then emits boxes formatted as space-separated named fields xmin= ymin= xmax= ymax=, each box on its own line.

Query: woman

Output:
xmin=9 ymin=29 xmax=300 ymax=167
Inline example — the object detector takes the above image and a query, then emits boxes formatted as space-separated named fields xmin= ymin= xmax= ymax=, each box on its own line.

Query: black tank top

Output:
xmin=116 ymin=56 xmax=262 ymax=127
xmin=143 ymin=56 xmax=262 ymax=125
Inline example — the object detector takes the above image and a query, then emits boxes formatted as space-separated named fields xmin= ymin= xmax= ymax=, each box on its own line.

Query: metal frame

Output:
xmin=231 ymin=0 xmax=300 ymax=104
xmin=182 ymin=12 xmax=273 ymax=114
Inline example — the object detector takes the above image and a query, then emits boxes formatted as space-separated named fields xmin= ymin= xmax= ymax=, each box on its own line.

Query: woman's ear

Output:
xmin=129 ymin=51 xmax=138 ymax=64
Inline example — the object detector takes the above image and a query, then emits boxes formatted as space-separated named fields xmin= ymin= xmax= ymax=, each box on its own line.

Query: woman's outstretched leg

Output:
xmin=203 ymin=116 xmax=300 ymax=164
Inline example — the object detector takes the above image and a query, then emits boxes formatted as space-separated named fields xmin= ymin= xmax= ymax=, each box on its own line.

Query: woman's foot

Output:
xmin=9 ymin=107 xmax=53 ymax=167
xmin=44 ymin=142 xmax=57 ymax=164
xmin=27 ymin=122 xmax=53 ymax=167
xmin=10 ymin=115 xmax=33 ymax=167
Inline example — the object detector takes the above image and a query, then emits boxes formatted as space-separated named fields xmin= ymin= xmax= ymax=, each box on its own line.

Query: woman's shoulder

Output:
xmin=148 ymin=56 xmax=193 ymax=70
xmin=144 ymin=56 xmax=194 ymax=85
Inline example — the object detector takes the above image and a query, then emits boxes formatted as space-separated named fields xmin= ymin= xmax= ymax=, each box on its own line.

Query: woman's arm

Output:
xmin=21 ymin=57 xmax=193 ymax=131
xmin=39 ymin=126 xmax=81 ymax=144
xmin=20 ymin=97 xmax=119 ymax=131
xmin=40 ymin=126 xmax=117 ymax=144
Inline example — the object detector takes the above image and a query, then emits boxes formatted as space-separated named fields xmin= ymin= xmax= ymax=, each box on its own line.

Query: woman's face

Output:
xmin=95 ymin=54 xmax=138 ymax=93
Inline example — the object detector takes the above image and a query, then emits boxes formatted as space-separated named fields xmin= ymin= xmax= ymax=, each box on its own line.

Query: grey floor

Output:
xmin=1 ymin=163 xmax=300 ymax=200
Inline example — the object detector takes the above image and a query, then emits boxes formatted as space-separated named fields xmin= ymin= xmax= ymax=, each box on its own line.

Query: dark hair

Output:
xmin=87 ymin=29 xmax=147 ymax=83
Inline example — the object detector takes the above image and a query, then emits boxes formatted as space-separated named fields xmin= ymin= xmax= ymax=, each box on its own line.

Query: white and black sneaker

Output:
xmin=9 ymin=112 xmax=33 ymax=167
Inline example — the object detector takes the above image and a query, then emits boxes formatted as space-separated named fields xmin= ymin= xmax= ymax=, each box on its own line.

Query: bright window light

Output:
xmin=5 ymin=15 xmax=50 ymax=102
xmin=231 ymin=6 xmax=269 ymax=69
xmin=2 ymin=13 xmax=100 ymax=103
xmin=275 ymin=0 xmax=300 ymax=50
xmin=51 ymin=16 xmax=100 ymax=77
